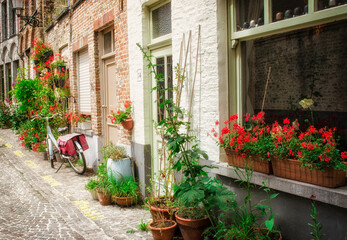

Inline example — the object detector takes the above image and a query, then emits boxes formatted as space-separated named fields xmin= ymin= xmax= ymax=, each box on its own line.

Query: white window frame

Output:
xmin=228 ymin=0 xmax=347 ymax=117
xmin=148 ymin=0 xmax=172 ymax=48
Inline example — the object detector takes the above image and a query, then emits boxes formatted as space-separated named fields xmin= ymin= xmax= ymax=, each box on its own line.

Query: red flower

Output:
xmin=221 ymin=127 xmax=230 ymax=136
xmin=283 ymin=118 xmax=290 ymax=125
xmin=341 ymin=152 xmax=347 ymax=160
xmin=215 ymin=120 xmax=219 ymax=125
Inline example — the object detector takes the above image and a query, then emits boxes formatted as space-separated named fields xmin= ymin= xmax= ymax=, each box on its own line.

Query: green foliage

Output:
xmin=138 ymin=44 xmax=235 ymax=236
xmin=101 ymin=142 xmax=128 ymax=160
xmin=0 ymin=100 xmax=12 ymax=128
xmin=212 ymin=167 xmax=280 ymax=240
xmin=138 ymin=218 xmax=150 ymax=232
xmin=96 ymin=161 xmax=113 ymax=195
xmin=110 ymin=176 xmax=139 ymax=199
xmin=85 ymin=177 xmax=99 ymax=191
xmin=308 ymin=200 xmax=324 ymax=240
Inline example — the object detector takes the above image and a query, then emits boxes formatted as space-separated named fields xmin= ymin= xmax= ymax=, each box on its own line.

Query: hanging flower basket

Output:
xmin=271 ymin=157 xmax=346 ymax=188
xmin=121 ymin=117 xmax=134 ymax=130
xmin=225 ymin=148 xmax=273 ymax=174
xmin=43 ymin=50 xmax=54 ymax=62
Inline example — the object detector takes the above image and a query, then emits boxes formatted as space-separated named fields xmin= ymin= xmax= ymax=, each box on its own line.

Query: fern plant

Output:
xmin=309 ymin=199 xmax=324 ymax=240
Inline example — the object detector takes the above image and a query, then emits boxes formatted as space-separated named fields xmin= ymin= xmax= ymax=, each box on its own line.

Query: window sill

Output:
xmin=74 ymin=127 xmax=93 ymax=137
xmin=201 ymin=159 xmax=347 ymax=209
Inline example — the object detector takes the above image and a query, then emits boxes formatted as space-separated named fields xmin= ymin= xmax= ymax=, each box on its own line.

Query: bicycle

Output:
xmin=32 ymin=113 xmax=87 ymax=174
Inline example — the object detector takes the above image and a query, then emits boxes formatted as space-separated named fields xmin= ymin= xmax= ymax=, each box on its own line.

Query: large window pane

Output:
xmin=236 ymin=0 xmax=264 ymax=31
xmin=242 ymin=20 xmax=347 ymax=150
xmin=152 ymin=2 xmax=171 ymax=39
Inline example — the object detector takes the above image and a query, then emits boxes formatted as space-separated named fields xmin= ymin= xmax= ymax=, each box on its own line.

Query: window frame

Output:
xmin=148 ymin=0 xmax=172 ymax=47
xmin=228 ymin=0 xmax=347 ymax=117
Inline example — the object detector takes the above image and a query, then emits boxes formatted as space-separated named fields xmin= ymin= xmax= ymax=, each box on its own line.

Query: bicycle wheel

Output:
xmin=67 ymin=141 xmax=86 ymax=174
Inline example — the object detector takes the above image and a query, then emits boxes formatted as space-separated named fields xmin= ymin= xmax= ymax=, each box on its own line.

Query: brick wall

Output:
xmin=70 ymin=0 xmax=130 ymax=145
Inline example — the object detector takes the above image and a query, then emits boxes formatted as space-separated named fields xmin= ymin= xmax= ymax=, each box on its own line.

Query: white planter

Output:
xmin=107 ymin=158 xmax=133 ymax=182
xmin=78 ymin=121 xmax=92 ymax=130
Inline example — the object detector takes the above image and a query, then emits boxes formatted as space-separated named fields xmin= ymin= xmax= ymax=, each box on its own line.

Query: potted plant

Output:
xmin=111 ymin=176 xmax=139 ymax=207
xmin=31 ymin=39 xmax=54 ymax=66
xmin=148 ymin=209 xmax=177 ymax=240
xmin=214 ymin=167 xmax=282 ymax=240
xmin=51 ymin=58 xmax=67 ymax=72
xmin=139 ymin=44 xmax=234 ymax=240
xmin=85 ymin=177 xmax=99 ymax=201
xmin=96 ymin=162 xmax=112 ymax=206
xmin=212 ymin=111 xmax=273 ymax=174
xmin=108 ymin=100 xmax=133 ymax=130
xmin=271 ymin=119 xmax=346 ymax=187
xmin=101 ymin=142 xmax=133 ymax=182
xmin=77 ymin=114 xmax=91 ymax=130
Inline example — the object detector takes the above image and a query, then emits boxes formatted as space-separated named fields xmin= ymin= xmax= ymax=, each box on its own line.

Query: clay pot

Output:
xmin=175 ymin=212 xmax=211 ymax=240
xmin=113 ymin=196 xmax=136 ymax=207
xmin=149 ymin=220 xmax=177 ymax=240
xmin=97 ymin=190 xmax=112 ymax=206
xmin=121 ymin=117 xmax=134 ymax=130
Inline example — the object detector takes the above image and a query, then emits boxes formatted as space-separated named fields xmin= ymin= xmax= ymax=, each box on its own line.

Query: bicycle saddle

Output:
xmin=58 ymin=127 xmax=68 ymax=133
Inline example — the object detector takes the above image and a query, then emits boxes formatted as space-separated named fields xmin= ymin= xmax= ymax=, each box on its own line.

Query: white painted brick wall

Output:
xmin=128 ymin=0 xmax=228 ymax=162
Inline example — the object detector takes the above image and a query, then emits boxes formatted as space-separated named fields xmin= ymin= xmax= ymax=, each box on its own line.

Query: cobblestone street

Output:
xmin=0 ymin=129 xmax=152 ymax=240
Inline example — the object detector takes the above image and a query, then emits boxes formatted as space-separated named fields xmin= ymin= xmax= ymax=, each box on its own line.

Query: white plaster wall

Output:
xmin=128 ymin=0 xmax=228 ymax=162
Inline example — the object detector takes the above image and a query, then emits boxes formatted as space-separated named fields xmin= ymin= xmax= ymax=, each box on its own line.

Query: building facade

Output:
xmin=0 ymin=0 xmax=21 ymax=100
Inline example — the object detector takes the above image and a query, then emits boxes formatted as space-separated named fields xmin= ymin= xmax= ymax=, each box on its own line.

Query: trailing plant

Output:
xmin=138 ymin=44 xmax=235 ymax=235
xmin=108 ymin=100 xmax=132 ymax=124
xmin=100 ymin=142 xmax=128 ymax=161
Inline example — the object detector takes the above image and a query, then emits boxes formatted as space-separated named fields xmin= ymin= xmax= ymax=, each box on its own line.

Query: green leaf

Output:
xmin=265 ymin=215 xmax=275 ymax=231
xmin=270 ymin=193 xmax=279 ymax=199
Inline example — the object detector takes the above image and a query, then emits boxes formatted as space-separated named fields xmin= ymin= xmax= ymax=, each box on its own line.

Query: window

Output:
xmin=150 ymin=1 xmax=172 ymax=44
xmin=0 ymin=65 xmax=4 ymax=100
xmin=9 ymin=0 xmax=15 ymax=35
xmin=77 ymin=49 xmax=91 ymax=113
xmin=229 ymin=0 xmax=347 ymax=149
xmin=6 ymin=63 xmax=11 ymax=98
xmin=102 ymin=30 xmax=114 ymax=55
xmin=2 ymin=0 xmax=8 ymax=40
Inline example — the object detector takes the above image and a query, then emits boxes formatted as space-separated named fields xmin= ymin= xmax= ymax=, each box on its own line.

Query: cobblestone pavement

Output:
xmin=0 ymin=129 xmax=153 ymax=240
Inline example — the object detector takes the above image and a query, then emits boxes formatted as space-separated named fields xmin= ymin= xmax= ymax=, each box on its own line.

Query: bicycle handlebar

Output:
xmin=31 ymin=113 xmax=62 ymax=121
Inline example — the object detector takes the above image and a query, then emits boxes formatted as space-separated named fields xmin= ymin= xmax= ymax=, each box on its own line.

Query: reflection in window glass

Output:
xmin=104 ymin=31 xmax=112 ymax=55
xmin=236 ymin=0 xmax=264 ymax=31
xmin=152 ymin=2 xmax=171 ymax=39
xmin=241 ymin=20 xmax=347 ymax=150
xmin=156 ymin=57 xmax=165 ymax=121
xmin=272 ymin=0 xmax=307 ymax=22
xmin=317 ymin=0 xmax=345 ymax=10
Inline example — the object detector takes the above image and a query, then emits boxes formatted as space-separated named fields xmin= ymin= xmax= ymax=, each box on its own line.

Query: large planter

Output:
xmin=112 ymin=196 xmax=137 ymax=207
xmin=149 ymin=220 xmax=177 ymax=240
xmin=97 ymin=190 xmax=112 ymax=206
xmin=271 ymin=158 xmax=346 ymax=188
xmin=107 ymin=157 xmax=132 ymax=182
xmin=175 ymin=212 xmax=211 ymax=240
xmin=225 ymin=148 xmax=273 ymax=174
xmin=121 ymin=117 xmax=134 ymax=130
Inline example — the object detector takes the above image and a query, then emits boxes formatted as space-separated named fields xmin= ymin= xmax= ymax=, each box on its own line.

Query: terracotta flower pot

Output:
xmin=113 ymin=196 xmax=136 ymax=207
xmin=225 ymin=148 xmax=273 ymax=174
xmin=150 ymin=205 xmax=176 ymax=221
xmin=271 ymin=157 xmax=346 ymax=188
xmin=97 ymin=190 xmax=112 ymax=206
xmin=175 ymin=212 xmax=211 ymax=240
xmin=121 ymin=117 xmax=133 ymax=130
xmin=149 ymin=220 xmax=177 ymax=240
